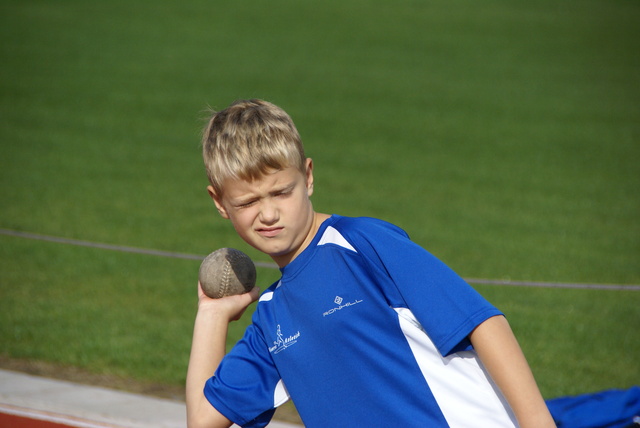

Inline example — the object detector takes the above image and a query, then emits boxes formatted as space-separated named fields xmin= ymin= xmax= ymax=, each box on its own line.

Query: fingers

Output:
xmin=247 ymin=285 xmax=261 ymax=302
xmin=228 ymin=286 xmax=261 ymax=321
xmin=195 ymin=281 xmax=260 ymax=322
xmin=197 ymin=281 xmax=206 ymax=299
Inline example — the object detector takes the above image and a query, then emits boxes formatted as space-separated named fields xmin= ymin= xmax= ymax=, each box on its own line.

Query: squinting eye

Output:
xmin=238 ymin=200 xmax=257 ymax=208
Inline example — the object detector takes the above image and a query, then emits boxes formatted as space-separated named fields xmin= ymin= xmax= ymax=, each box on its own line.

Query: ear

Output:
xmin=207 ymin=185 xmax=230 ymax=219
xmin=305 ymin=158 xmax=315 ymax=197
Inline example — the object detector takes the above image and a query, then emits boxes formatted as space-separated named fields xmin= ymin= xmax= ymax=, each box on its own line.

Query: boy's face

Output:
xmin=209 ymin=159 xmax=317 ymax=267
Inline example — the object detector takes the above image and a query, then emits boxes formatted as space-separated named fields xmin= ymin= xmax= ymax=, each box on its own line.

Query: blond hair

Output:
xmin=202 ymin=99 xmax=306 ymax=196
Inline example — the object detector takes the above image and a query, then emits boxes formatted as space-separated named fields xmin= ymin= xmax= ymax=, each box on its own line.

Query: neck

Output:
xmin=272 ymin=211 xmax=331 ymax=268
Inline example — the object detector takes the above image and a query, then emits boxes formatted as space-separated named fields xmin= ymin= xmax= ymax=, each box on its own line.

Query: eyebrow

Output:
xmin=271 ymin=182 xmax=296 ymax=195
xmin=231 ymin=182 xmax=296 ymax=206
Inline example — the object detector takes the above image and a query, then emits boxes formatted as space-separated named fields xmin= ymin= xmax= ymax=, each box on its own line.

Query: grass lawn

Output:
xmin=1 ymin=0 xmax=638 ymax=416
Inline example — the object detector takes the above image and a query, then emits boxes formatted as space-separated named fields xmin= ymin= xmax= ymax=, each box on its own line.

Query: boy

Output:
xmin=186 ymin=99 xmax=556 ymax=427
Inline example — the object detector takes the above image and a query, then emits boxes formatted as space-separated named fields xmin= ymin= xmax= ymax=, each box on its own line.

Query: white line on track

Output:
xmin=2 ymin=228 xmax=638 ymax=290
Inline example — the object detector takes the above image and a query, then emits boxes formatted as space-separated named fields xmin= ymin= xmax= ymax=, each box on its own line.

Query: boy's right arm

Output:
xmin=186 ymin=283 xmax=260 ymax=428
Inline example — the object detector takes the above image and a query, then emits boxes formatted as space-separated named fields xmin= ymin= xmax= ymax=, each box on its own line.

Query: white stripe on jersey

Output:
xmin=318 ymin=226 xmax=357 ymax=252
xmin=395 ymin=307 xmax=518 ymax=427
xmin=273 ymin=379 xmax=290 ymax=407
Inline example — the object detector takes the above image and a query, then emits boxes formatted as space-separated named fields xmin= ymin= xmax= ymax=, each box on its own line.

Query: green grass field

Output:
xmin=1 ymin=0 xmax=638 ymax=413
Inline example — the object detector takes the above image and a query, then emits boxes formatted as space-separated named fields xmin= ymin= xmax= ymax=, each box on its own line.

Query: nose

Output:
xmin=259 ymin=198 xmax=279 ymax=224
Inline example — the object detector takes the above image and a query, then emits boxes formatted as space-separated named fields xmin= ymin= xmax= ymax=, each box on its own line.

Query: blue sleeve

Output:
xmin=342 ymin=217 xmax=502 ymax=356
xmin=203 ymin=310 xmax=279 ymax=428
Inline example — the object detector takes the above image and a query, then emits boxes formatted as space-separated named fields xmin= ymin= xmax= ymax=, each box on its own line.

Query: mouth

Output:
xmin=257 ymin=226 xmax=283 ymax=238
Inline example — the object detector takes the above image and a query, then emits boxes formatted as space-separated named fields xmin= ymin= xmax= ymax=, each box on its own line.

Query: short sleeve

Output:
xmin=203 ymin=314 xmax=282 ymax=428
xmin=344 ymin=218 xmax=502 ymax=356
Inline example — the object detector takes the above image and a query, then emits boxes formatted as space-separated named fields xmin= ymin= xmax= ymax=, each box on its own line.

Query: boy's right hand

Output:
xmin=187 ymin=282 xmax=260 ymax=428
xmin=196 ymin=281 xmax=260 ymax=322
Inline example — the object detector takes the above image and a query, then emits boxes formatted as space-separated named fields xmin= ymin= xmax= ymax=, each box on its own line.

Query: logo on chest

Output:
xmin=323 ymin=295 xmax=363 ymax=317
xmin=268 ymin=324 xmax=300 ymax=354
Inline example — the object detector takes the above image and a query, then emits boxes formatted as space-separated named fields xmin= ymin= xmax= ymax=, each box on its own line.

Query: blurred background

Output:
xmin=1 ymin=0 xmax=638 ymax=423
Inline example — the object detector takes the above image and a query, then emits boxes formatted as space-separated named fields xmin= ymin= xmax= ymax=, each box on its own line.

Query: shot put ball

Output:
xmin=198 ymin=248 xmax=256 ymax=298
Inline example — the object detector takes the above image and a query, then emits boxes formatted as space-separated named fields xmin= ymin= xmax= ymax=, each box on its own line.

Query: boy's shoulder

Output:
xmin=328 ymin=214 xmax=404 ymax=232
xmin=257 ymin=216 xmax=410 ymax=297
xmin=328 ymin=215 xmax=409 ymax=241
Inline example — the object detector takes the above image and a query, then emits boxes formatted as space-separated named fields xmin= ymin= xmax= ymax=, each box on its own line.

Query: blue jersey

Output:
xmin=204 ymin=215 xmax=518 ymax=427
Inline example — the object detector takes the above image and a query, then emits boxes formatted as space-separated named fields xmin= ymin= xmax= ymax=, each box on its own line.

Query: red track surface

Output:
xmin=0 ymin=412 xmax=70 ymax=428
xmin=0 ymin=404 xmax=121 ymax=428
